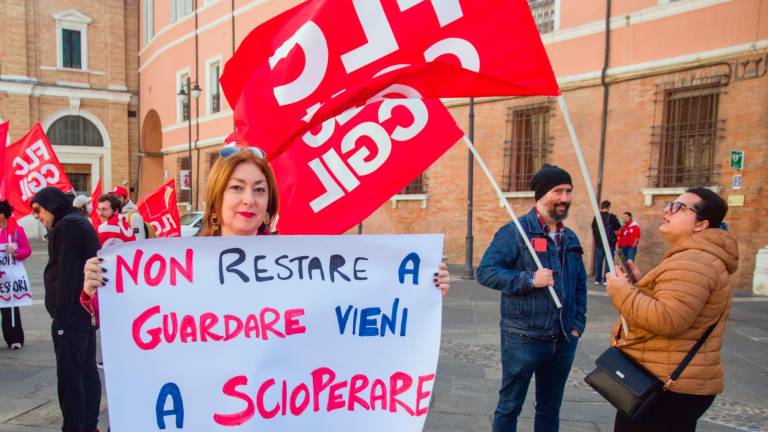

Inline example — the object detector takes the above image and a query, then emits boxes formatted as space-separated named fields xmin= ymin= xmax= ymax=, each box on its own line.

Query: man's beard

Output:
xmin=547 ymin=202 xmax=571 ymax=222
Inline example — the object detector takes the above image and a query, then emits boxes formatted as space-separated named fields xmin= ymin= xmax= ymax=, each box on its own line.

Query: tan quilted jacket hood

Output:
xmin=608 ymin=229 xmax=738 ymax=395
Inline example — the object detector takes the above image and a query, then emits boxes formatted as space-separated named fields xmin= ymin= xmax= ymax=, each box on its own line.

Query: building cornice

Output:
xmin=0 ymin=79 xmax=136 ymax=104
xmin=441 ymin=39 xmax=768 ymax=107
xmin=541 ymin=0 xmax=732 ymax=45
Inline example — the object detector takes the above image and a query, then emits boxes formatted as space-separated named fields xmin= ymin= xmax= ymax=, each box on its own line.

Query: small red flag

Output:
xmin=136 ymin=180 xmax=181 ymax=237
xmin=2 ymin=123 xmax=73 ymax=217
xmin=90 ymin=178 xmax=102 ymax=227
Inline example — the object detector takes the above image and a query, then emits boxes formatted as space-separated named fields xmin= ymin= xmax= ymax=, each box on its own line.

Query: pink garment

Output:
xmin=0 ymin=225 xmax=31 ymax=261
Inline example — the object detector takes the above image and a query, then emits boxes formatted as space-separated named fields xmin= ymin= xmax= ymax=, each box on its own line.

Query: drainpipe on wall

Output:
xmin=464 ymin=97 xmax=475 ymax=279
xmin=135 ymin=2 xmax=143 ymax=200
xmin=593 ymin=0 xmax=612 ymax=276
xmin=231 ymin=0 xmax=236 ymax=62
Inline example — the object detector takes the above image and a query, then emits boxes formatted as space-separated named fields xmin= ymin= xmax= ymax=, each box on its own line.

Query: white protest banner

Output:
xmin=98 ymin=234 xmax=443 ymax=431
xmin=0 ymin=245 xmax=33 ymax=308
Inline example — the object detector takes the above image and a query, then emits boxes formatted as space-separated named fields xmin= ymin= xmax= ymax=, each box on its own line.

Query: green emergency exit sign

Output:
xmin=730 ymin=150 xmax=744 ymax=170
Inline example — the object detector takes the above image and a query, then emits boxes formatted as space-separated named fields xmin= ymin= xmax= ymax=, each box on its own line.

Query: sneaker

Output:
xmin=9 ymin=343 xmax=21 ymax=350
xmin=594 ymin=281 xmax=601 ymax=285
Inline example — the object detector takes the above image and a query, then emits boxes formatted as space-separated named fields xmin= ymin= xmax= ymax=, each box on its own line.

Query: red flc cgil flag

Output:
xmin=272 ymin=96 xmax=463 ymax=234
xmin=89 ymin=178 xmax=102 ymax=227
xmin=136 ymin=180 xmax=181 ymax=237
xmin=221 ymin=0 xmax=559 ymax=157
xmin=2 ymin=123 xmax=73 ymax=217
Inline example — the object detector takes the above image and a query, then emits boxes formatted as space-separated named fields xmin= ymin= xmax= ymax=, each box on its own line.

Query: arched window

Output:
xmin=47 ymin=115 xmax=104 ymax=147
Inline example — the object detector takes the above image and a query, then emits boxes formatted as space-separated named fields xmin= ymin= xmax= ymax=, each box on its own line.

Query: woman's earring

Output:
xmin=211 ymin=212 xmax=220 ymax=231
xmin=264 ymin=212 xmax=271 ymax=226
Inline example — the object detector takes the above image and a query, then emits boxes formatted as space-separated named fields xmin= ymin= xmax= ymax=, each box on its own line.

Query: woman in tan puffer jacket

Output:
xmin=606 ymin=188 xmax=738 ymax=432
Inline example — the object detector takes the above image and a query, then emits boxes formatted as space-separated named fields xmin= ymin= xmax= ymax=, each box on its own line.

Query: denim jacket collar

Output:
xmin=522 ymin=208 xmax=545 ymax=235
xmin=521 ymin=207 xmax=576 ymax=250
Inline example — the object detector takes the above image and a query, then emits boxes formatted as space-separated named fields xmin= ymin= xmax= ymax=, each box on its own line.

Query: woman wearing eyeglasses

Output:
xmin=82 ymin=146 xmax=450 ymax=316
xmin=605 ymin=188 xmax=738 ymax=431
xmin=0 ymin=200 xmax=31 ymax=350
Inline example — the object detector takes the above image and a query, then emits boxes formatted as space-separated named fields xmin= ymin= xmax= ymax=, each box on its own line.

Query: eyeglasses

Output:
xmin=219 ymin=145 xmax=266 ymax=159
xmin=664 ymin=201 xmax=698 ymax=215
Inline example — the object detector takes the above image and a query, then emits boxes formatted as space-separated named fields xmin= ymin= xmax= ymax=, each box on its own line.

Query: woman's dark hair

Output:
xmin=687 ymin=187 xmax=727 ymax=229
xmin=98 ymin=194 xmax=123 ymax=213
xmin=0 ymin=200 xmax=12 ymax=218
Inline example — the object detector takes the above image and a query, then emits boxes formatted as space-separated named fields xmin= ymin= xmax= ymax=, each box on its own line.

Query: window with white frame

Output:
xmin=171 ymin=0 xmax=193 ymax=23
xmin=144 ymin=0 xmax=154 ymax=45
xmin=54 ymin=10 xmax=91 ymax=70
xmin=177 ymin=70 xmax=191 ymax=123
xmin=47 ymin=116 xmax=104 ymax=147
xmin=207 ymin=59 xmax=222 ymax=114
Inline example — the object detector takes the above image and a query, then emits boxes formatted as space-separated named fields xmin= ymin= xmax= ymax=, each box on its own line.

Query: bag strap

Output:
xmin=665 ymin=307 xmax=726 ymax=389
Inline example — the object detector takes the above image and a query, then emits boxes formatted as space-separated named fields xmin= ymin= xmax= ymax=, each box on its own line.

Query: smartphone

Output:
xmin=615 ymin=249 xmax=637 ymax=284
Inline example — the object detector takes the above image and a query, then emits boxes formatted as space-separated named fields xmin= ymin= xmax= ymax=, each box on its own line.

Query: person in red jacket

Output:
xmin=617 ymin=211 xmax=641 ymax=261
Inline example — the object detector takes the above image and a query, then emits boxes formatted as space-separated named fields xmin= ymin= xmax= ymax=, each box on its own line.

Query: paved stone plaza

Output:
xmin=1 ymin=241 xmax=766 ymax=431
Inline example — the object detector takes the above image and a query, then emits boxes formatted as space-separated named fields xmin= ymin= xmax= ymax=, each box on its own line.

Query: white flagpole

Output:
xmin=5 ymin=231 xmax=14 ymax=328
xmin=463 ymin=136 xmax=562 ymax=309
xmin=558 ymin=95 xmax=629 ymax=336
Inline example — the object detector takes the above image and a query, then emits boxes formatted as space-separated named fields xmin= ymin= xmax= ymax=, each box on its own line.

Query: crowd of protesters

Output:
xmin=11 ymin=151 xmax=737 ymax=432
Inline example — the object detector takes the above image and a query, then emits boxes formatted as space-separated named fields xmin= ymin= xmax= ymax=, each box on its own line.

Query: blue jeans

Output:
xmin=620 ymin=246 xmax=637 ymax=262
xmin=594 ymin=246 xmax=615 ymax=283
xmin=493 ymin=331 xmax=578 ymax=432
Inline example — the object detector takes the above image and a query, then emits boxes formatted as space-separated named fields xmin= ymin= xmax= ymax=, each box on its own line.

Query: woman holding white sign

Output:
xmin=0 ymin=200 xmax=31 ymax=350
xmin=83 ymin=146 xmax=449 ymax=306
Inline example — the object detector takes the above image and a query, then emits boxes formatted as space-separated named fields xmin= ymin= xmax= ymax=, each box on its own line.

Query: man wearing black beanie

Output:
xmin=477 ymin=164 xmax=587 ymax=432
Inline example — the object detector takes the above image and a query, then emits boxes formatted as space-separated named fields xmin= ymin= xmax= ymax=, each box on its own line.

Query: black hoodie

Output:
xmin=31 ymin=187 xmax=100 ymax=329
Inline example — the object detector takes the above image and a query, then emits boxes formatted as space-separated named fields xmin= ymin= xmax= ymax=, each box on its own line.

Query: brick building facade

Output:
xmin=137 ymin=0 xmax=767 ymax=290
xmin=359 ymin=1 xmax=768 ymax=291
xmin=0 ymin=0 xmax=139 ymax=237
xmin=362 ymin=53 xmax=768 ymax=290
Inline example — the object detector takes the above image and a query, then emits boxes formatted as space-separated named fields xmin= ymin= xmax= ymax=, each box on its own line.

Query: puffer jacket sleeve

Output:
xmin=609 ymin=257 xmax=715 ymax=337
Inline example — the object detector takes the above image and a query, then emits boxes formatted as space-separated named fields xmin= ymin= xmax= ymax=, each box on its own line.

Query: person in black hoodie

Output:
xmin=31 ymin=187 xmax=101 ymax=432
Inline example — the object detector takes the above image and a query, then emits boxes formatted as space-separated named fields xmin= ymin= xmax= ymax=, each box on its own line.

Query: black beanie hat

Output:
xmin=530 ymin=164 xmax=573 ymax=201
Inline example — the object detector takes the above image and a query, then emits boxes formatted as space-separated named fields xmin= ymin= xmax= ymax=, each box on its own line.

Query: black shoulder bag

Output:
xmin=584 ymin=316 xmax=721 ymax=421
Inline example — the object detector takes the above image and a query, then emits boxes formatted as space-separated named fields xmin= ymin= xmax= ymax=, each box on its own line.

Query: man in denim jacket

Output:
xmin=478 ymin=164 xmax=587 ymax=432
